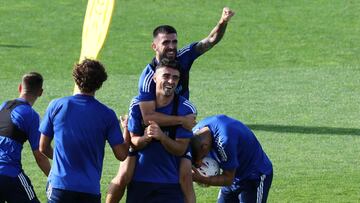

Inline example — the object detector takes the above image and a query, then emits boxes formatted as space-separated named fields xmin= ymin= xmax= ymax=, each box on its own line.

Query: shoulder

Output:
xmin=44 ymin=97 xmax=70 ymax=113
xmin=177 ymin=42 xmax=198 ymax=57
xmin=129 ymin=97 xmax=141 ymax=110
xmin=48 ymin=96 xmax=71 ymax=107
xmin=140 ymin=63 xmax=155 ymax=77
xmin=13 ymin=103 xmax=37 ymax=118
xmin=93 ymin=99 xmax=117 ymax=115
xmin=177 ymin=96 xmax=197 ymax=115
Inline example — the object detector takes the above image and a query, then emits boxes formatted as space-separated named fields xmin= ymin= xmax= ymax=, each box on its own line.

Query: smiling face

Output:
xmin=154 ymin=66 xmax=180 ymax=97
xmin=152 ymin=33 xmax=178 ymax=60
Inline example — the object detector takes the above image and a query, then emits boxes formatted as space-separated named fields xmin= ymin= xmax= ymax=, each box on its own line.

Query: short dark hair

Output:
xmin=156 ymin=58 xmax=180 ymax=72
xmin=73 ymin=59 xmax=107 ymax=93
xmin=153 ymin=25 xmax=177 ymax=38
xmin=190 ymin=135 xmax=202 ymax=164
xmin=22 ymin=72 xmax=43 ymax=94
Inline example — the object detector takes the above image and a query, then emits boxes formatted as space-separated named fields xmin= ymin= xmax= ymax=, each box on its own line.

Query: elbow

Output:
xmin=115 ymin=145 xmax=128 ymax=161
xmin=172 ymin=147 xmax=187 ymax=157
xmin=39 ymin=145 xmax=46 ymax=155
xmin=175 ymin=151 xmax=186 ymax=157
xmin=224 ymin=180 xmax=232 ymax=186
xmin=141 ymin=111 xmax=156 ymax=125
xmin=142 ymin=116 xmax=151 ymax=126
xmin=223 ymin=177 xmax=233 ymax=186
xmin=115 ymin=153 xmax=127 ymax=162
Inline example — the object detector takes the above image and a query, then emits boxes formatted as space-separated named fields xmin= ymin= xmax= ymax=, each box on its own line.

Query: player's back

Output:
xmin=41 ymin=94 xmax=120 ymax=194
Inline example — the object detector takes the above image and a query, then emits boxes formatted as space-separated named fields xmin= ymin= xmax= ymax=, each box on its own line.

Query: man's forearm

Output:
xmin=131 ymin=135 xmax=151 ymax=150
xmin=196 ymin=21 xmax=228 ymax=54
xmin=33 ymin=150 xmax=51 ymax=176
xmin=42 ymin=145 xmax=53 ymax=159
xmin=143 ymin=111 xmax=184 ymax=126
xmin=160 ymin=137 xmax=188 ymax=156
xmin=37 ymin=157 xmax=51 ymax=176
xmin=197 ymin=174 xmax=233 ymax=186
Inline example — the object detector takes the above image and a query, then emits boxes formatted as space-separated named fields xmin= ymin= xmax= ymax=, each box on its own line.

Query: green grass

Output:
xmin=1 ymin=0 xmax=360 ymax=202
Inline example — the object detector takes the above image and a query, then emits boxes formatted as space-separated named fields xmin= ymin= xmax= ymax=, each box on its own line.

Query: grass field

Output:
xmin=1 ymin=0 xmax=360 ymax=202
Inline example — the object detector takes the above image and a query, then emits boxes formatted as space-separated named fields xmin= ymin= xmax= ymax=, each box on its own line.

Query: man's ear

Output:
xmin=152 ymin=73 xmax=157 ymax=83
xmin=151 ymin=41 xmax=156 ymax=51
xmin=18 ymin=84 xmax=22 ymax=93
xmin=38 ymin=88 xmax=43 ymax=97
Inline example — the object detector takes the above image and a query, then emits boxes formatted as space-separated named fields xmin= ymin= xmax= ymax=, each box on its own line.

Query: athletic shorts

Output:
xmin=46 ymin=183 xmax=100 ymax=203
xmin=217 ymin=172 xmax=273 ymax=203
xmin=0 ymin=171 xmax=39 ymax=203
xmin=126 ymin=181 xmax=184 ymax=203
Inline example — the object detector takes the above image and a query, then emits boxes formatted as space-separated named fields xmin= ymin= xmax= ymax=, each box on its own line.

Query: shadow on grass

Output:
xmin=247 ymin=124 xmax=360 ymax=136
xmin=0 ymin=44 xmax=32 ymax=48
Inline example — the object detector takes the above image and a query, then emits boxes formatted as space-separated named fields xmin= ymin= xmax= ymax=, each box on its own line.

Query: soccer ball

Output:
xmin=197 ymin=157 xmax=220 ymax=176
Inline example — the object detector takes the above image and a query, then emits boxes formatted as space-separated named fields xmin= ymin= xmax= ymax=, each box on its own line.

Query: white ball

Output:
xmin=198 ymin=157 xmax=220 ymax=176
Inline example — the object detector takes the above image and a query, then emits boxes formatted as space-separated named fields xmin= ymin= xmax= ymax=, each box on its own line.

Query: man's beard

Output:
xmin=164 ymin=88 xmax=174 ymax=96
xmin=160 ymin=48 xmax=177 ymax=60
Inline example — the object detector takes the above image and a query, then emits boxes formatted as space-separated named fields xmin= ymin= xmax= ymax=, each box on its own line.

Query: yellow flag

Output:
xmin=79 ymin=0 xmax=115 ymax=62
xmin=74 ymin=0 xmax=115 ymax=93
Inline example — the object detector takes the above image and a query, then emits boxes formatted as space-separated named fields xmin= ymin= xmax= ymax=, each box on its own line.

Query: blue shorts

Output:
xmin=126 ymin=181 xmax=184 ymax=203
xmin=217 ymin=172 xmax=273 ymax=203
xmin=0 ymin=171 xmax=39 ymax=203
xmin=46 ymin=183 xmax=100 ymax=203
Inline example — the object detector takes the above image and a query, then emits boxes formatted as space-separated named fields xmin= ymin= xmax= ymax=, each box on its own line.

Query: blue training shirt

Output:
xmin=128 ymin=96 xmax=197 ymax=184
xmin=193 ymin=115 xmax=273 ymax=185
xmin=39 ymin=94 xmax=124 ymax=195
xmin=138 ymin=42 xmax=202 ymax=101
xmin=0 ymin=98 xmax=41 ymax=177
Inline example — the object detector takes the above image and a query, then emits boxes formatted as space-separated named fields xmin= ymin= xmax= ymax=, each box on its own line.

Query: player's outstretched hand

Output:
xmin=146 ymin=121 xmax=165 ymax=141
xmin=220 ymin=7 xmax=235 ymax=23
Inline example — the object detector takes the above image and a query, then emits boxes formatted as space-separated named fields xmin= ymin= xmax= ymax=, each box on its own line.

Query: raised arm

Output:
xmin=140 ymin=101 xmax=196 ymax=131
xmin=195 ymin=7 xmax=235 ymax=55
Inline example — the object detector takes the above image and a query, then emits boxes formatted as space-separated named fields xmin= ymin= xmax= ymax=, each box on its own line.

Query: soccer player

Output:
xmin=139 ymin=7 xmax=235 ymax=127
xmin=190 ymin=115 xmax=273 ymax=203
xmin=0 ymin=72 xmax=50 ymax=203
xmin=127 ymin=58 xmax=197 ymax=202
xmin=39 ymin=59 xmax=130 ymax=203
xmin=106 ymin=7 xmax=235 ymax=203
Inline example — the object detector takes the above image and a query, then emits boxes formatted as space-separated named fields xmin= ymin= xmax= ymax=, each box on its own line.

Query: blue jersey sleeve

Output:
xmin=127 ymin=99 xmax=144 ymax=135
xmin=39 ymin=100 xmax=57 ymax=138
xmin=177 ymin=42 xmax=202 ymax=72
xmin=106 ymin=110 xmax=124 ymax=147
xmin=217 ymin=127 xmax=239 ymax=171
xmin=138 ymin=64 xmax=156 ymax=102
xmin=27 ymin=112 xmax=41 ymax=150
xmin=12 ymin=105 xmax=41 ymax=150
xmin=220 ymin=143 xmax=239 ymax=171
xmin=175 ymin=97 xmax=197 ymax=139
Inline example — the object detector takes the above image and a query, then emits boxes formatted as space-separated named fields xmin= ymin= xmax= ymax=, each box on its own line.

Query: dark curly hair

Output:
xmin=73 ymin=59 xmax=107 ymax=93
